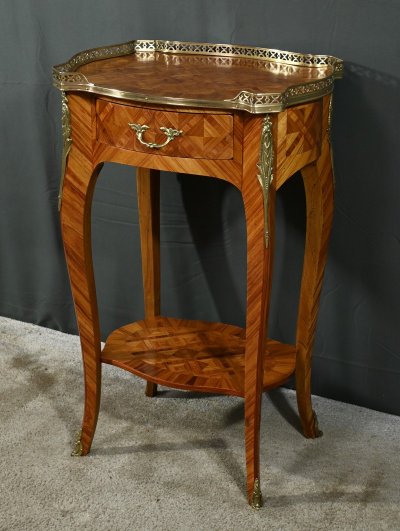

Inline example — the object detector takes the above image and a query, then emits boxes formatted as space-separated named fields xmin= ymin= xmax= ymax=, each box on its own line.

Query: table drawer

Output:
xmin=96 ymin=100 xmax=234 ymax=160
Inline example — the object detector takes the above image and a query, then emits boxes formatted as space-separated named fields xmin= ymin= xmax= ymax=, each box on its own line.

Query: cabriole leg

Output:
xmin=59 ymin=93 xmax=103 ymax=456
xmin=296 ymin=128 xmax=334 ymax=438
xmin=60 ymin=103 xmax=103 ymax=454
xmin=242 ymin=115 xmax=276 ymax=507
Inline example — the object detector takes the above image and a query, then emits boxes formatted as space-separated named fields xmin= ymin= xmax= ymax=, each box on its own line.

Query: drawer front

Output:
xmin=96 ymin=100 xmax=234 ymax=160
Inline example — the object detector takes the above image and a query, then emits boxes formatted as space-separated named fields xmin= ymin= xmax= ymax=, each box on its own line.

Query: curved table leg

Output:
xmin=296 ymin=133 xmax=334 ymax=438
xmin=242 ymin=115 xmax=276 ymax=507
xmin=60 ymin=95 xmax=103 ymax=456
xmin=136 ymin=168 xmax=160 ymax=398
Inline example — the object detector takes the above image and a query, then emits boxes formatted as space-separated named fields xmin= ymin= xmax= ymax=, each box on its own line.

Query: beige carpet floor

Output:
xmin=0 ymin=315 xmax=399 ymax=530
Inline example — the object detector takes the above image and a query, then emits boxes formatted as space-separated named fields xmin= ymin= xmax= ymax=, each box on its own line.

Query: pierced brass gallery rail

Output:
xmin=53 ymin=39 xmax=343 ymax=114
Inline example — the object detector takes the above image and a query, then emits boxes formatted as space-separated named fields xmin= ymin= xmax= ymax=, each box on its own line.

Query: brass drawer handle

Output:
xmin=128 ymin=123 xmax=183 ymax=149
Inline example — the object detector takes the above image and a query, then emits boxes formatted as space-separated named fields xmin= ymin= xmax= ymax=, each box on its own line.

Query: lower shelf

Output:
xmin=101 ymin=317 xmax=296 ymax=397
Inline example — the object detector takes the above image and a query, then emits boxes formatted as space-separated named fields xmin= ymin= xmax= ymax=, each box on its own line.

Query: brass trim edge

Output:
xmin=251 ymin=478 xmax=263 ymax=509
xmin=327 ymin=93 xmax=333 ymax=143
xmin=326 ymin=94 xmax=336 ymax=188
xmin=257 ymin=115 xmax=274 ymax=247
xmin=52 ymin=39 xmax=343 ymax=114
xmin=228 ymin=76 xmax=334 ymax=113
xmin=58 ymin=91 xmax=72 ymax=211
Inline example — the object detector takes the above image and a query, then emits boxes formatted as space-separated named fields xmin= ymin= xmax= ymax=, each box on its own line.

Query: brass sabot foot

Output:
xmin=251 ymin=478 xmax=263 ymax=510
xmin=71 ymin=430 xmax=83 ymax=457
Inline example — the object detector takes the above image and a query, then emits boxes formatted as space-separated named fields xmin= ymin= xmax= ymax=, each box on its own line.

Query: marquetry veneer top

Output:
xmin=53 ymin=40 xmax=343 ymax=113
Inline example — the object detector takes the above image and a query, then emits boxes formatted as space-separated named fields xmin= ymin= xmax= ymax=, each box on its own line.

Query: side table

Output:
xmin=53 ymin=40 xmax=342 ymax=508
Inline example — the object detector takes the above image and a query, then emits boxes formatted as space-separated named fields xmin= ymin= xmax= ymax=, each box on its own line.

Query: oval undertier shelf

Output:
xmin=101 ymin=317 xmax=296 ymax=397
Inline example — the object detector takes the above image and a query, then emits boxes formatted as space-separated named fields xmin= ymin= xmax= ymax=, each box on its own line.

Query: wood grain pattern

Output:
xmin=78 ymin=52 xmax=334 ymax=104
xmin=60 ymin=93 xmax=102 ymax=455
xmin=295 ymin=95 xmax=334 ymax=438
xmin=136 ymin=168 xmax=160 ymax=398
xmin=101 ymin=317 xmax=296 ymax=395
xmin=241 ymin=113 xmax=277 ymax=503
xmin=93 ymin=107 xmax=243 ymax=189
xmin=96 ymin=99 xmax=234 ymax=160
xmin=275 ymin=101 xmax=322 ymax=189
xmin=58 ymin=86 xmax=336 ymax=506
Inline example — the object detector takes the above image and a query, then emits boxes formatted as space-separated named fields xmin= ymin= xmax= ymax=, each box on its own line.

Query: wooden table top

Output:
xmin=53 ymin=40 xmax=343 ymax=113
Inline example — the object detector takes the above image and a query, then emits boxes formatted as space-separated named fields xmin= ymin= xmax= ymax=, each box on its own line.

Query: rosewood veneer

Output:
xmin=53 ymin=40 xmax=342 ymax=508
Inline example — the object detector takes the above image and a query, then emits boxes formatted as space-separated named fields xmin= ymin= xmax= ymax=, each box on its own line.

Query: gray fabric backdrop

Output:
xmin=1 ymin=1 xmax=399 ymax=415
